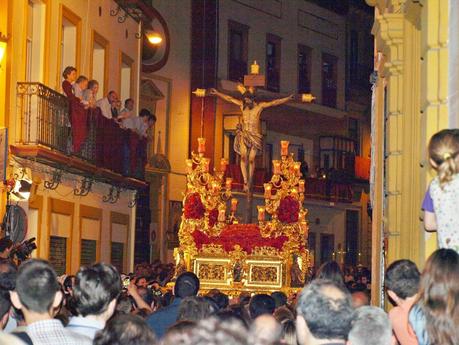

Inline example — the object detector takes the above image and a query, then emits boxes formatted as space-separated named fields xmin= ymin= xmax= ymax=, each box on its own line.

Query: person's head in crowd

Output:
xmin=115 ymin=295 xmax=133 ymax=315
xmin=428 ymin=128 xmax=459 ymax=186
xmin=419 ymin=248 xmax=459 ymax=345
xmin=136 ymin=276 xmax=148 ymax=289
xmin=271 ymin=291 xmax=288 ymax=309
xmin=174 ymin=272 xmax=200 ymax=299
xmin=351 ymin=291 xmax=370 ymax=308
xmin=162 ymin=320 xmax=196 ymax=345
xmin=0 ymin=238 xmax=13 ymax=260
xmin=239 ymin=292 xmax=251 ymax=305
xmin=228 ymin=304 xmax=251 ymax=328
xmin=124 ymin=98 xmax=134 ymax=111
xmin=216 ymin=310 xmax=249 ymax=329
xmin=151 ymin=280 xmax=161 ymax=291
xmin=249 ymin=314 xmax=282 ymax=345
xmin=62 ymin=66 xmax=77 ymax=83
xmin=385 ymin=259 xmax=420 ymax=305
xmin=188 ymin=317 xmax=248 ymax=345
xmin=348 ymin=306 xmax=392 ymax=345
xmin=207 ymin=291 xmax=229 ymax=310
xmin=296 ymin=279 xmax=354 ymax=345
xmin=72 ymin=263 xmax=121 ymax=323
xmin=63 ymin=275 xmax=75 ymax=296
xmin=203 ymin=296 xmax=219 ymax=314
xmin=10 ymin=259 xmax=62 ymax=324
xmin=279 ymin=319 xmax=297 ymax=345
xmin=273 ymin=306 xmax=295 ymax=323
xmin=0 ymin=288 xmax=11 ymax=329
xmin=177 ymin=296 xmax=214 ymax=322
xmin=249 ymin=294 xmax=276 ymax=319
xmin=75 ymin=75 xmax=88 ymax=90
xmin=137 ymin=286 xmax=154 ymax=308
xmin=107 ymin=90 xmax=118 ymax=104
xmin=93 ymin=314 xmax=157 ymax=345
xmin=0 ymin=259 xmax=17 ymax=291
xmin=315 ymin=261 xmax=344 ymax=287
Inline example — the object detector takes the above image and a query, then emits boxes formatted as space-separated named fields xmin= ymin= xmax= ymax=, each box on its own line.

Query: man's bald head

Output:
xmin=296 ymin=279 xmax=354 ymax=344
xmin=352 ymin=291 xmax=370 ymax=308
xmin=249 ymin=314 xmax=281 ymax=345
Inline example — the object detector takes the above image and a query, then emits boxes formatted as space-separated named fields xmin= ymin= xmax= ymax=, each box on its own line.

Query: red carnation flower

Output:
xmin=184 ymin=193 xmax=205 ymax=219
xmin=278 ymin=196 xmax=299 ymax=224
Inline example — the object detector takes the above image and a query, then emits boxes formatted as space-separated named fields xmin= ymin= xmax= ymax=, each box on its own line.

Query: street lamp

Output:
xmin=145 ymin=30 xmax=162 ymax=45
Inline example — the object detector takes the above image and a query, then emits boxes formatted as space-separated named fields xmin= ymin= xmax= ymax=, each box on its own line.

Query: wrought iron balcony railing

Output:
xmin=16 ymin=82 xmax=147 ymax=181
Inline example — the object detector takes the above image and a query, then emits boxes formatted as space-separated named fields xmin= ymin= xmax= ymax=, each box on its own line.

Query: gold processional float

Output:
xmin=174 ymin=138 xmax=310 ymax=295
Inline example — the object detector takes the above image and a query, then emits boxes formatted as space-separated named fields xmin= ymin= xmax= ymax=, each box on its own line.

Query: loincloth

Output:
xmin=234 ymin=126 xmax=262 ymax=155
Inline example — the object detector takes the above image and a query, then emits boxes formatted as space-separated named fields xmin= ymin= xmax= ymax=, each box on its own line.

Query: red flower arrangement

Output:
xmin=192 ymin=224 xmax=289 ymax=254
xmin=184 ymin=193 xmax=205 ymax=219
xmin=278 ymin=196 xmax=299 ymax=224
xmin=208 ymin=208 xmax=218 ymax=227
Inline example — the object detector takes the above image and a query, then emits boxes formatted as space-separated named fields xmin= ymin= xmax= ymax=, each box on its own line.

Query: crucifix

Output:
xmin=210 ymin=61 xmax=315 ymax=222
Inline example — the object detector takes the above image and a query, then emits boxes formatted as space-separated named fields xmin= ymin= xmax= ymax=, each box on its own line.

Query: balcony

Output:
xmin=225 ymin=164 xmax=353 ymax=203
xmin=13 ymin=82 xmax=147 ymax=189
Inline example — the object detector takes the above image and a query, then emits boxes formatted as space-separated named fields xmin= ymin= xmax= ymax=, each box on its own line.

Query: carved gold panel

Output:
xmin=246 ymin=259 xmax=282 ymax=289
xmin=193 ymin=257 xmax=231 ymax=287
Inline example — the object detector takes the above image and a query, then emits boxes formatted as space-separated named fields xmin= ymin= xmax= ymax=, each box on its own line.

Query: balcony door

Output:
xmin=26 ymin=0 xmax=46 ymax=83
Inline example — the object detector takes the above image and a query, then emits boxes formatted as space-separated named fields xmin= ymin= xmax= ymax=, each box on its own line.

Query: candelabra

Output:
xmin=258 ymin=141 xmax=308 ymax=239
xmin=183 ymin=137 xmax=235 ymax=236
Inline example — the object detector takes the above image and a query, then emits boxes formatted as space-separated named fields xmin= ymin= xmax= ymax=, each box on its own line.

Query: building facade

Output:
xmin=0 ymin=0 xmax=149 ymax=274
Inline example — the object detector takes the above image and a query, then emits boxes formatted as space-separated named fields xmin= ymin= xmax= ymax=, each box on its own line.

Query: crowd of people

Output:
xmin=0 ymin=247 xmax=453 ymax=345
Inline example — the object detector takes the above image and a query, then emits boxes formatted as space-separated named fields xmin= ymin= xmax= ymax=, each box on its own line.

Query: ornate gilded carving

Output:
xmin=198 ymin=263 xmax=226 ymax=281
xmin=201 ymin=244 xmax=225 ymax=255
xmin=252 ymin=246 xmax=280 ymax=257
xmin=251 ymin=266 xmax=278 ymax=283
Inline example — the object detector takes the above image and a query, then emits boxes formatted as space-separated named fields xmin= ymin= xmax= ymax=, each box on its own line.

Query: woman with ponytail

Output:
xmin=422 ymin=129 xmax=459 ymax=251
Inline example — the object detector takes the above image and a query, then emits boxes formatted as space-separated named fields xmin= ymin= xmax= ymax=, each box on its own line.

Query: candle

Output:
xmin=264 ymin=183 xmax=272 ymax=199
xmin=280 ymin=141 xmax=290 ymax=156
xmin=298 ymin=180 xmax=305 ymax=193
xmin=186 ymin=159 xmax=193 ymax=174
xmin=231 ymin=198 xmax=238 ymax=213
xmin=202 ymin=158 xmax=210 ymax=172
xmin=291 ymin=187 xmax=298 ymax=197
xmin=294 ymin=162 xmax=301 ymax=176
xmin=257 ymin=206 xmax=265 ymax=221
xmin=211 ymin=181 xmax=220 ymax=193
xmin=300 ymin=221 xmax=307 ymax=232
xmin=273 ymin=160 xmax=281 ymax=175
xmin=193 ymin=88 xmax=207 ymax=97
xmin=197 ymin=137 xmax=206 ymax=154
xmin=218 ymin=208 xmax=226 ymax=222
xmin=220 ymin=158 xmax=228 ymax=173
xmin=225 ymin=178 xmax=233 ymax=190
xmin=301 ymin=93 xmax=316 ymax=103
xmin=299 ymin=211 xmax=305 ymax=222
xmin=250 ymin=60 xmax=260 ymax=75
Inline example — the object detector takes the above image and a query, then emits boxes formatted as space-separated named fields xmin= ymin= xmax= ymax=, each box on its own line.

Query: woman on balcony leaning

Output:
xmin=83 ymin=80 xmax=99 ymax=108
xmin=62 ymin=66 xmax=88 ymax=154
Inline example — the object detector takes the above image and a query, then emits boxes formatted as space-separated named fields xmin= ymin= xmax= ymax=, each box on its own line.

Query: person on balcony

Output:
xmin=118 ymin=98 xmax=135 ymax=123
xmin=62 ymin=66 xmax=87 ymax=154
xmin=96 ymin=91 xmax=119 ymax=119
xmin=73 ymin=75 xmax=89 ymax=108
xmin=83 ymin=80 xmax=99 ymax=108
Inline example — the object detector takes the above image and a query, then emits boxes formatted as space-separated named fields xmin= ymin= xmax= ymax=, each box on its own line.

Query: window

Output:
xmin=348 ymin=118 xmax=360 ymax=154
xmin=120 ymin=53 xmax=134 ymax=103
xmin=26 ymin=1 xmax=46 ymax=82
xmin=345 ymin=210 xmax=359 ymax=266
xmin=59 ymin=6 xmax=81 ymax=86
xmin=91 ymin=32 xmax=109 ymax=96
xmin=111 ymin=242 xmax=124 ymax=274
xmin=81 ymin=239 xmax=97 ymax=267
xmin=298 ymin=45 xmax=312 ymax=93
xmin=228 ymin=20 xmax=248 ymax=82
xmin=49 ymin=236 xmax=67 ymax=276
xmin=322 ymin=53 xmax=338 ymax=108
xmin=266 ymin=34 xmax=281 ymax=92
xmin=349 ymin=30 xmax=359 ymax=83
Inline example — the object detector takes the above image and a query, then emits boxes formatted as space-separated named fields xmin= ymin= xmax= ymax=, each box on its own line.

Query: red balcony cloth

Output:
xmin=62 ymin=80 xmax=87 ymax=153
xmin=355 ymin=156 xmax=370 ymax=180
xmin=225 ymin=164 xmax=266 ymax=193
xmin=191 ymin=224 xmax=289 ymax=254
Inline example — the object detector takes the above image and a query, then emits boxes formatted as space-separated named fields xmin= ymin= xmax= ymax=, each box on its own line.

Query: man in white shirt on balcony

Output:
xmin=96 ymin=91 xmax=118 ymax=119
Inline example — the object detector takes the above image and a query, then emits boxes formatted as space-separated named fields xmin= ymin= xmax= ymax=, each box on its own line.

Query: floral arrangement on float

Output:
xmin=177 ymin=138 xmax=310 ymax=291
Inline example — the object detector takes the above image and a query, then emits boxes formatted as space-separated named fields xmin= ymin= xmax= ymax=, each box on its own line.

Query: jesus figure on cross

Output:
xmin=210 ymin=86 xmax=293 ymax=191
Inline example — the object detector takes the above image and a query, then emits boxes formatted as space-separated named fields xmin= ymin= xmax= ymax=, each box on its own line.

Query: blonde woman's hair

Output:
xmin=428 ymin=129 xmax=459 ymax=188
